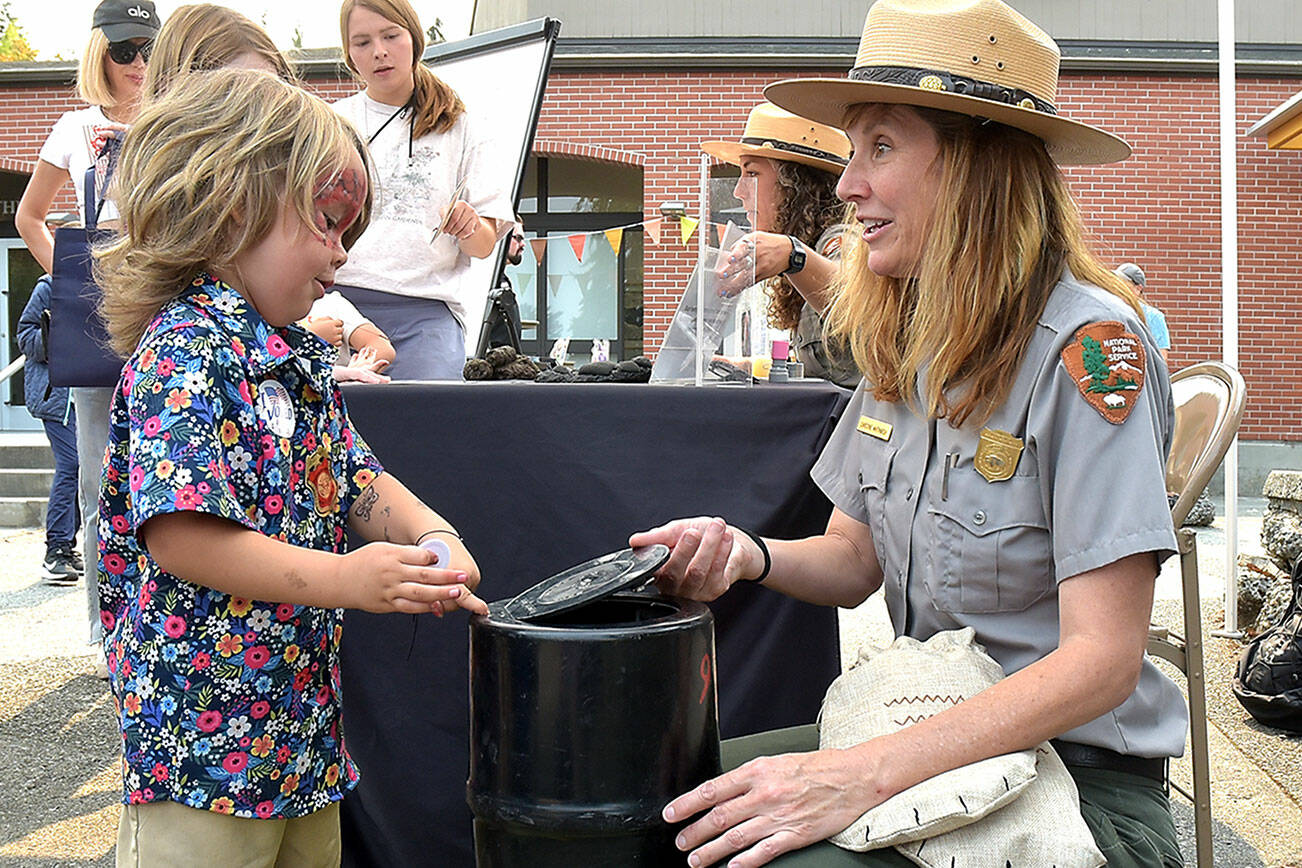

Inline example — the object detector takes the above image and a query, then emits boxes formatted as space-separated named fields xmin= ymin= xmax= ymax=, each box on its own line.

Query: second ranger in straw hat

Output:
xmin=700 ymin=102 xmax=851 ymax=176
xmin=702 ymin=104 xmax=859 ymax=387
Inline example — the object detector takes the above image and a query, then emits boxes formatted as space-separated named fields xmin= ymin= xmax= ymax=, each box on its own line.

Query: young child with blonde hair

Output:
xmin=95 ymin=67 xmax=484 ymax=865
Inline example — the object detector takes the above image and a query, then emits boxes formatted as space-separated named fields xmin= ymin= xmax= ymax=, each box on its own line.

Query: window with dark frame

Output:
xmin=509 ymin=156 xmax=644 ymax=362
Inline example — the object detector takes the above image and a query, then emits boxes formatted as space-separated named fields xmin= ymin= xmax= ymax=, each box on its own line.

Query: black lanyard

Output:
xmin=368 ymin=97 xmax=415 ymax=161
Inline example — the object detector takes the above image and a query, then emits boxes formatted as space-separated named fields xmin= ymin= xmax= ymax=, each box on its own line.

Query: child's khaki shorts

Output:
xmin=116 ymin=799 xmax=341 ymax=867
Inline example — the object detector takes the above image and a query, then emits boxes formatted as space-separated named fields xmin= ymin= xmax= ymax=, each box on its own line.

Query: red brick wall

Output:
xmin=0 ymin=81 xmax=86 ymax=215
xmin=1059 ymin=74 xmax=1302 ymax=445
xmin=4 ymin=68 xmax=1299 ymax=440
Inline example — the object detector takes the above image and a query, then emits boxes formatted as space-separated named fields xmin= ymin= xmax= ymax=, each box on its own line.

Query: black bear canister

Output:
xmin=468 ymin=546 xmax=722 ymax=865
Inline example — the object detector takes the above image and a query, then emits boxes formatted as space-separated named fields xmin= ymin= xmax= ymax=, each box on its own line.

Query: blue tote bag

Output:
xmin=48 ymin=166 xmax=124 ymax=388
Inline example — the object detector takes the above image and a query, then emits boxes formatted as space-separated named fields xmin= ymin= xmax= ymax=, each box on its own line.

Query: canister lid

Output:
xmin=501 ymin=544 xmax=671 ymax=621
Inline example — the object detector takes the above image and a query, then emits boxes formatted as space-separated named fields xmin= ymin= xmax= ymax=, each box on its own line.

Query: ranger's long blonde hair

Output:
xmin=95 ymin=69 xmax=372 ymax=357
xmin=826 ymin=105 xmax=1139 ymax=429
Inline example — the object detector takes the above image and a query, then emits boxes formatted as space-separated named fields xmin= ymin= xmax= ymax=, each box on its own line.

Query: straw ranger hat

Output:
xmin=764 ymin=0 xmax=1130 ymax=165
xmin=701 ymin=102 xmax=851 ymax=176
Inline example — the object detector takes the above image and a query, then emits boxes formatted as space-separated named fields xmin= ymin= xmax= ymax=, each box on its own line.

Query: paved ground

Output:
xmin=0 ymin=529 xmax=117 ymax=868
xmin=0 ymin=501 xmax=1299 ymax=866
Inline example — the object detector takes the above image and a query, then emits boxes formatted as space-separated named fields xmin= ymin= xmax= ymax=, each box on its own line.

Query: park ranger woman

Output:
xmin=632 ymin=0 xmax=1186 ymax=865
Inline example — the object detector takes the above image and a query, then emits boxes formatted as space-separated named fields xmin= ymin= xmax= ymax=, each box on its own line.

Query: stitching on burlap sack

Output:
xmin=895 ymin=743 xmax=1104 ymax=867
xmin=819 ymin=628 xmax=1038 ymax=851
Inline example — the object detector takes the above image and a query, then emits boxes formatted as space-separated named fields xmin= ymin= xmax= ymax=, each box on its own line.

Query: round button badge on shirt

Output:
xmin=255 ymin=380 xmax=296 ymax=439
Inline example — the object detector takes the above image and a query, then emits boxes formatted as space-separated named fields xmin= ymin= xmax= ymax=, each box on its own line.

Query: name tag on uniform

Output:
xmin=857 ymin=415 xmax=893 ymax=441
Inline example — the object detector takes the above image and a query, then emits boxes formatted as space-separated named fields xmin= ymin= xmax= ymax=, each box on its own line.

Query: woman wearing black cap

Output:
xmin=15 ymin=0 xmax=159 ymax=657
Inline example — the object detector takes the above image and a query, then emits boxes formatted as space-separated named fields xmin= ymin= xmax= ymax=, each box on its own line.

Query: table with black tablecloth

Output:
xmin=338 ymin=380 xmax=852 ymax=867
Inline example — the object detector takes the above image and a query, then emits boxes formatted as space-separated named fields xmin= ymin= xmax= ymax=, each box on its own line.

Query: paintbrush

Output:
xmin=429 ymin=176 xmax=469 ymax=243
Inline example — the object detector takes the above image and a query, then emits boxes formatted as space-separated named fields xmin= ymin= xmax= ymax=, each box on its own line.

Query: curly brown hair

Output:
xmin=765 ymin=160 xmax=846 ymax=330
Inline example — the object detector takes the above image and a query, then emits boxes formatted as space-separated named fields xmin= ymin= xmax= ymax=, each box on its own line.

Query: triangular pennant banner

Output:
xmin=529 ymin=237 xmax=548 ymax=261
xmin=645 ymin=219 xmax=662 ymax=246
xmin=680 ymin=216 xmax=699 ymax=246
xmin=547 ymin=274 xmax=564 ymax=298
xmin=604 ymin=228 xmax=624 ymax=256
xmin=711 ymin=222 xmax=726 ymax=246
xmin=568 ymin=233 xmax=587 ymax=263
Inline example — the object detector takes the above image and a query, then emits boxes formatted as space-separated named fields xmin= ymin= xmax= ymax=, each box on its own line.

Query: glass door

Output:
xmin=1 ymin=239 xmax=43 ymax=430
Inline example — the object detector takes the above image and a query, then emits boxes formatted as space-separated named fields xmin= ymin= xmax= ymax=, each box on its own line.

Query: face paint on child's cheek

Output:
xmin=312 ymin=167 xmax=367 ymax=246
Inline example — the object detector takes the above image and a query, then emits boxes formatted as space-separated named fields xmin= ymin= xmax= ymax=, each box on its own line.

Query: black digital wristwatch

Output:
xmin=784 ymin=236 xmax=807 ymax=275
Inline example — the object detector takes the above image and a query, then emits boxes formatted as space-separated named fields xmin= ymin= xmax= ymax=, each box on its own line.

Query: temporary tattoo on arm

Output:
xmin=287 ymin=570 xmax=308 ymax=590
xmin=354 ymin=486 xmax=378 ymax=522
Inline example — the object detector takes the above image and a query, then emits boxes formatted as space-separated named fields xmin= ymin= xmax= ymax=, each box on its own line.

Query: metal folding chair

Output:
xmin=1147 ymin=361 xmax=1247 ymax=868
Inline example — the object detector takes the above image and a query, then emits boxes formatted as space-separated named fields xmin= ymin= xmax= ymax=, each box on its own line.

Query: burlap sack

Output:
xmin=895 ymin=743 xmax=1104 ymax=868
xmin=819 ymin=628 xmax=1037 ymax=850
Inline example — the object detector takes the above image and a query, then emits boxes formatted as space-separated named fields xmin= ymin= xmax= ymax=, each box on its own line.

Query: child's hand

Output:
xmin=347 ymin=346 xmax=390 ymax=373
xmin=342 ymin=541 xmax=486 ymax=616
xmin=305 ymin=316 xmax=345 ymax=346
xmin=333 ymin=364 xmax=390 ymax=384
xmin=431 ymin=534 xmax=484 ymax=616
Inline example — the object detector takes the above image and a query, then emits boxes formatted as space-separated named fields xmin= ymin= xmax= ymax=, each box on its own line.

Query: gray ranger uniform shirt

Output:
xmin=811 ymin=269 xmax=1187 ymax=758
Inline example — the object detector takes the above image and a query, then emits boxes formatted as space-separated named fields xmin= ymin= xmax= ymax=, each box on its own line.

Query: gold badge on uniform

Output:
xmin=1059 ymin=321 xmax=1146 ymax=425
xmin=857 ymin=415 xmax=893 ymax=441
xmin=974 ymin=428 xmax=1023 ymax=482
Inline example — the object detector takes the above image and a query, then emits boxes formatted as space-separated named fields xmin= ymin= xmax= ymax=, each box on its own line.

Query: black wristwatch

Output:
xmin=783 ymin=236 xmax=807 ymax=275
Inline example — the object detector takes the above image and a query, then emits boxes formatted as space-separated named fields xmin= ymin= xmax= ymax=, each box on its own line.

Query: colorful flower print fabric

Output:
xmin=99 ymin=275 xmax=383 ymax=818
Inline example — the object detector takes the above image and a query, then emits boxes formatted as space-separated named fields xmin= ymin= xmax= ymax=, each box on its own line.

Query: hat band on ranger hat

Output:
xmin=738 ymin=136 xmax=848 ymax=166
xmin=848 ymin=66 xmax=1057 ymax=116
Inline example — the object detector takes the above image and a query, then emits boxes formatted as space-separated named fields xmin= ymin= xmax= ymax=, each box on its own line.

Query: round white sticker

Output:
xmin=256 ymin=380 xmax=296 ymax=438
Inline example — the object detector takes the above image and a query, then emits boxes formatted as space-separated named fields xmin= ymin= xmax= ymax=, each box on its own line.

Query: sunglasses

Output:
xmin=107 ymin=40 xmax=152 ymax=65
xmin=510 ymin=234 xmax=525 ymax=242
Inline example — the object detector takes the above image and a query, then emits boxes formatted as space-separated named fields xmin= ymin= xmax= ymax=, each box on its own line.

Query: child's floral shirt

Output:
xmin=99 ymin=275 xmax=383 ymax=819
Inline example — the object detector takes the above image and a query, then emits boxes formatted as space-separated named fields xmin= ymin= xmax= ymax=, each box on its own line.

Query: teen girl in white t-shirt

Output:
xmin=334 ymin=0 xmax=513 ymax=380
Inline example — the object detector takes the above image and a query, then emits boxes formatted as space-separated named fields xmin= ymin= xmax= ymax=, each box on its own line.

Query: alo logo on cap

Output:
xmin=127 ymin=4 xmax=151 ymax=18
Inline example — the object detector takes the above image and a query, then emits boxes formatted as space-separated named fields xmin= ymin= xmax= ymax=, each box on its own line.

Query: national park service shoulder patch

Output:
xmin=1059 ymin=321 xmax=1146 ymax=424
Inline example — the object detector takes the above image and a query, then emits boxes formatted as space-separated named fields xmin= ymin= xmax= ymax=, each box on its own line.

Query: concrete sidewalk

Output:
xmin=1 ymin=503 xmax=1300 ymax=866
